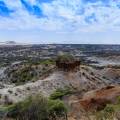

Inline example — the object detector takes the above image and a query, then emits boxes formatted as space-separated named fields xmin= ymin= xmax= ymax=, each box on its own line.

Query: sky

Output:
xmin=0 ymin=0 xmax=120 ymax=44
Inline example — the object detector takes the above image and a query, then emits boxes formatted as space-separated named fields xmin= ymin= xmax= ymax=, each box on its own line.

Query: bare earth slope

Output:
xmin=65 ymin=85 xmax=120 ymax=120
xmin=80 ymin=85 xmax=120 ymax=111
xmin=0 ymin=71 xmax=70 ymax=104
xmin=0 ymin=65 xmax=113 ymax=104
xmin=0 ymin=65 xmax=120 ymax=120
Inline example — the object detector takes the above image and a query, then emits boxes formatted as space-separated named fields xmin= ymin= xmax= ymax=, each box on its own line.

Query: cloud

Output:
xmin=20 ymin=0 xmax=43 ymax=17
xmin=0 ymin=1 xmax=14 ymax=17
xmin=0 ymin=0 xmax=120 ymax=33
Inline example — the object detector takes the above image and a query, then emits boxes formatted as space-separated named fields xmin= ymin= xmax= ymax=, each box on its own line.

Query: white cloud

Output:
xmin=0 ymin=0 xmax=120 ymax=33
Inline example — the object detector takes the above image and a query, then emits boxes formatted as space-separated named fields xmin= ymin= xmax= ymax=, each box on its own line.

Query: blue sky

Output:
xmin=0 ymin=0 xmax=120 ymax=44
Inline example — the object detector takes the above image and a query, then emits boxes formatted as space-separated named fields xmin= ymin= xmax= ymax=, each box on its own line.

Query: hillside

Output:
xmin=0 ymin=65 xmax=117 ymax=105
xmin=0 ymin=52 xmax=120 ymax=119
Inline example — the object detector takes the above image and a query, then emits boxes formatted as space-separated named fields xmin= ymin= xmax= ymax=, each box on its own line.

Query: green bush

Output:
xmin=49 ymin=87 xmax=74 ymax=100
xmin=1 ymin=94 xmax=67 ymax=120
xmin=48 ymin=99 xmax=67 ymax=119
xmin=40 ymin=59 xmax=55 ymax=65
xmin=94 ymin=97 xmax=120 ymax=120
xmin=31 ymin=59 xmax=55 ymax=65
xmin=56 ymin=54 xmax=74 ymax=63
xmin=95 ymin=105 xmax=115 ymax=120
xmin=7 ymin=95 xmax=49 ymax=120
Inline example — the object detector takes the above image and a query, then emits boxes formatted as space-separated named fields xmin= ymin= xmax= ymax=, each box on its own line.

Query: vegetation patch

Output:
xmin=5 ymin=59 xmax=55 ymax=85
xmin=28 ymin=59 xmax=55 ymax=65
xmin=0 ymin=94 xmax=67 ymax=120
xmin=49 ymin=87 xmax=75 ymax=100
xmin=56 ymin=54 xmax=75 ymax=63
xmin=93 ymin=96 xmax=120 ymax=120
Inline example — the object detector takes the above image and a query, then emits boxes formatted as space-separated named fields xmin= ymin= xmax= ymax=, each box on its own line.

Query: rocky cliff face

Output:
xmin=56 ymin=60 xmax=80 ymax=71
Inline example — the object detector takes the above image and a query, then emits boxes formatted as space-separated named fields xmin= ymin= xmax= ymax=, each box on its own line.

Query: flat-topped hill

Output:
xmin=56 ymin=54 xmax=80 ymax=71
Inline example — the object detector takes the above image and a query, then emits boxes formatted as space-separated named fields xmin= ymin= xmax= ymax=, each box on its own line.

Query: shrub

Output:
xmin=7 ymin=95 xmax=49 ymax=120
xmin=3 ymin=94 xmax=67 ymax=120
xmin=49 ymin=87 xmax=74 ymax=100
xmin=56 ymin=54 xmax=75 ymax=62
xmin=4 ymin=95 xmax=13 ymax=105
xmin=40 ymin=59 xmax=55 ymax=65
xmin=8 ymin=89 xmax=13 ymax=94
xmin=33 ymin=59 xmax=55 ymax=65
xmin=94 ymin=96 xmax=120 ymax=120
xmin=48 ymin=99 xmax=67 ymax=119
xmin=95 ymin=105 xmax=115 ymax=120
